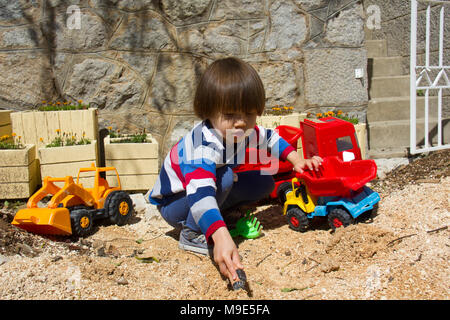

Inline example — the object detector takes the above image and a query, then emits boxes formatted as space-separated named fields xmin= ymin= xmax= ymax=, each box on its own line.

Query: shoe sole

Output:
xmin=179 ymin=242 xmax=213 ymax=257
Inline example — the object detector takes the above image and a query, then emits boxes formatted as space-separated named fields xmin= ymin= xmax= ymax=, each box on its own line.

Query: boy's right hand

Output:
xmin=211 ymin=226 xmax=244 ymax=283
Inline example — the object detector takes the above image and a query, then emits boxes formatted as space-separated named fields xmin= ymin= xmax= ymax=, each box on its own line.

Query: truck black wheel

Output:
xmin=286 ymin=207 xmax=309 ymax=232
xmin=328 ymin=208 xmax=353 ymax=230
xmin=277 ymin=182 xmax=293 ymax=204
xmin=106 ymin=191 xmax=134 ymax=226
xmin=70 ymin=209 xmax=94 ymax=237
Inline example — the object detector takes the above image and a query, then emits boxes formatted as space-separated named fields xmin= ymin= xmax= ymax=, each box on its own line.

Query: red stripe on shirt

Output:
xmin=170 ymin=142 xmax=186 ymax=188
xmin=205 ymin=220 xmax=227 ymax=244
xmin=185 ymin=167 xmax=217 ymax=185
xmin=280 ymin=145 xmax=295 ymax=161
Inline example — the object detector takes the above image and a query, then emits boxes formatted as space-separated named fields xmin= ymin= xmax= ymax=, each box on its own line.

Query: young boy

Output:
xmin=148 ymin=57 xmax=322 ymax=283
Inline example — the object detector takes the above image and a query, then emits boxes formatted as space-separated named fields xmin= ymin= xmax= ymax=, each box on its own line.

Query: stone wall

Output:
xmin=0 ymin=0 xmax=368 ymax=163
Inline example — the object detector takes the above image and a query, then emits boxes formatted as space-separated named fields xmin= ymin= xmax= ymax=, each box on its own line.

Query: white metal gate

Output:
xmin=410 ymin=0 xmax=450 ymax=154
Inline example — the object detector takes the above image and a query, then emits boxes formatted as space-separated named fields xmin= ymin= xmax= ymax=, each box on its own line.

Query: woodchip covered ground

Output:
xmin=0 ymin=150 xmax=449 ymax=300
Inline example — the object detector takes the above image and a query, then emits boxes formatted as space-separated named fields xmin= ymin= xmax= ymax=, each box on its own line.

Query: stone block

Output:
xmin=211 ymin=0 xmax=265 ymax=20
xmin=324 ymin=3 xmax=365 ymax=47
xmin=304 ymin=48 xmax=368 ymax=106
xmin=161 ymin=0 xmax=213 ymax=25
xmin=64 ymin=58 xmax=146 ymax=111
xmin=0 ymin=52 xmax=57 ymax=109
xmin=265 ymin=1 xmax=307 ymax=51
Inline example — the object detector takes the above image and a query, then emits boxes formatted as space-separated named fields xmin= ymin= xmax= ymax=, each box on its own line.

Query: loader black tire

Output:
xmin=286 ymin=207 xmax=309 ymax=232
xmin=328 ymin=208 xmax=353 ymax=230
xmin=106 ymin=191 xmax=134 ymax=226
xmin=277 ymin=182 xmax=293 ymax=204
xmin=70 ymin=209 xmax=95 ymax=237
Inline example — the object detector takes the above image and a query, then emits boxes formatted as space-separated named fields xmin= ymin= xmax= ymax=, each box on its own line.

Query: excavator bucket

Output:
xmin=12 ymin=207 xmax=72 ymax=235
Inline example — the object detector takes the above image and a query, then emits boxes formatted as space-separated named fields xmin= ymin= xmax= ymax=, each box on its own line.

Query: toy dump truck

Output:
xmin=283 ymin=156 xmax=380 ymax=231
xmin=11 ymin=164 xmax=133 ymax=237
xmin=234 ymin=116 xmax=380 ymax=231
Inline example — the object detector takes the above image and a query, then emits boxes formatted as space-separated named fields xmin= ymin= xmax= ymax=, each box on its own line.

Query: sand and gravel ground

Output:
xmin=0 ymin=150 xmax=448 ymax=300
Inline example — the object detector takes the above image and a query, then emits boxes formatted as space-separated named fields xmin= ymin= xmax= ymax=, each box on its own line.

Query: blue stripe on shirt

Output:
xmin=198 ymin=208 xmax=223 ymax=235
xmin=187 ymin=186 xmax=216 ymax=205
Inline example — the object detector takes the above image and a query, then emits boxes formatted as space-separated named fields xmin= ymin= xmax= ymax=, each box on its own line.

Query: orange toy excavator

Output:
xmin=12 ymin=163 xmax=133 ymax=237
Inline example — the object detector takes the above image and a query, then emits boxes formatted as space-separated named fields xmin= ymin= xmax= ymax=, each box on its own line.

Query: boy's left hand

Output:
xmin=292 ymin=156 xmax=323 ymax=174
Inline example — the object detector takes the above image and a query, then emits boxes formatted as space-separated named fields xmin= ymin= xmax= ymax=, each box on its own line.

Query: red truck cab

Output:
xmin=301 ymin=117 xmax=362 ymax=162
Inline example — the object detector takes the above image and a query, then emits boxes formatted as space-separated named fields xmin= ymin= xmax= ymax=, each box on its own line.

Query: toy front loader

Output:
xmin=12 ymin=164 xmax=134 ymax=237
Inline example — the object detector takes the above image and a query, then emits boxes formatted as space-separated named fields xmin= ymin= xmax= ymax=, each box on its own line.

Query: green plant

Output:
xmin=307 ymin=110 xmax=359 ymax=125
xmin=108 ymin=127 xmax=150 ymax=143
xmin=38 ymin=99 xmax=89 ymax=111
xmin=43 ymin=129 xmax=91 ymax=148
xmin=0 ymin=133 xmax=24 ymax=149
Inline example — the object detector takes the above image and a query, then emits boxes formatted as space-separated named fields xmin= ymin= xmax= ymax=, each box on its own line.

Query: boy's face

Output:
xmin=209 ymin=111 xmax=258 ymax=143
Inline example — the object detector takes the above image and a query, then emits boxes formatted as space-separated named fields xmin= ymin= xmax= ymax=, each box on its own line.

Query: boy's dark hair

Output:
xmin=194 ymin=57 xmax=265 ymax=120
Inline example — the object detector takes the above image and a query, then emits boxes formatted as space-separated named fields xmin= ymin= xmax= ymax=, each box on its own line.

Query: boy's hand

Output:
xmin=293 ymin=156 xmax=323 ymax=173
xmin=211 ymin=226 xmax=244 ymax=283
xmin=286 ymin=151 xmax=323 ymax=174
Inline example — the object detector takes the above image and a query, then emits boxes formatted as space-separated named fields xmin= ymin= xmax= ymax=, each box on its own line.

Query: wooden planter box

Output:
xmin=256 ymin=112 xmax=307 ymax=129
xmin=38 ymin=141 xmax=98 ymax=187
xmin=104 ymin=134 xmax=159 ymax=191
xmin=0 ymin=144 xmax=39 ymax=199
xmin=354 ymin=123 xmax=367 ymax=160
xmin=11 ymin=108 xmax=98 ymax=159
xmin=257 ymin=112 xmax=307 ymax=160
xmin=0 ymin=110 xmax=12 ymax=141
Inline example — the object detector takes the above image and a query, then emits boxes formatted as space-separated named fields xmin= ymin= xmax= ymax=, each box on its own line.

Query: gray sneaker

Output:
xmin=179 ymin=227 xmax=213 ymax=256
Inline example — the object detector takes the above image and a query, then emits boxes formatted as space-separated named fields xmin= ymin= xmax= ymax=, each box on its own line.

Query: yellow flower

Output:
xmin=39 ymin=137 xmax=44 ymax=142
xmin=12 ymin=133 xmax=16 ymax=137
xmin=108 ymin=126 xmax=112 ymax=130
xmin=56 ymin=129 xmax=61 ymax=133
xmin=283 ymin=106 xmax=289 ymax=110
xmin=289 ymin=107 xmax=294 ymax=110
xmin=78 ymin=100 xmax=83 ymax=104
xmin=316 ymin=113 xmax=323 ymax=118
xmin=56 ymin=101 xmax=61 ymax=105
xmin=42 ymin=100 xmax=47 ymax=104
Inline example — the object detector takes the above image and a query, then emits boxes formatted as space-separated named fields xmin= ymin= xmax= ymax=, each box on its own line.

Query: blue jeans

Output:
xmin=159 ymin=166 xmax=275 ymax=232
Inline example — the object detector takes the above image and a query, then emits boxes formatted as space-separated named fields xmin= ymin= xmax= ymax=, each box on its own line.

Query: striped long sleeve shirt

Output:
xmin=149 ymin=120 xmax=295 ymax=241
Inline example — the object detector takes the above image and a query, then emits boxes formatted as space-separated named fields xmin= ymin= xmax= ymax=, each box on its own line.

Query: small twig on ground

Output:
xmin=256 ymin=253 xmax=271 ymax=267
xmin=308 ymin=257 xmax=321 ymax=265
xmin=301 ymin=293 xmax=320 ymax=300
xmin=387 ymin=226 xmax=447 ymax=247
xmin=186 ymin=251 xmax=205 ymax=260
xmin=426 ymin=226 xmax=448 ymax=234
xmin=387 ymin=234 xmax=418 ymax=247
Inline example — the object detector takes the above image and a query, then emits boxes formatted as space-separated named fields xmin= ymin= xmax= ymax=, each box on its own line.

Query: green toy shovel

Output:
xmin=229 ymin=211 xmax=263 ymax=239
